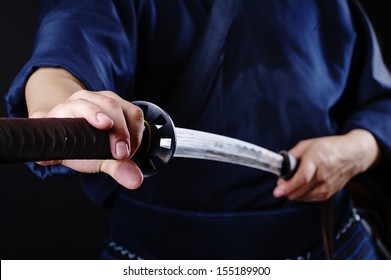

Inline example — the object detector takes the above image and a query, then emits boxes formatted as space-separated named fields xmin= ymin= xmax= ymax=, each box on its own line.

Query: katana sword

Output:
xmin=0 ymin=101 xmax=297 ymax=179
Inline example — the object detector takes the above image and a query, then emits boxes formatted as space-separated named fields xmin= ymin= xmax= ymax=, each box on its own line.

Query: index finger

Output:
xmin=273 ymin=159 xmax=317 ymax=198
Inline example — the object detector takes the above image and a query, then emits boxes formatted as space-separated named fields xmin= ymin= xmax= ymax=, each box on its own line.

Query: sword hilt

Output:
xmin=279 ymin=150 xmax=298 ymax=180
xmin=0 ymin=101 xmax=176 ymax=177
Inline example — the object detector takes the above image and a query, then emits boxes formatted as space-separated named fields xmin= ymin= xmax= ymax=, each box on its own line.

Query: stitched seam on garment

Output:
xmin=290 ymin=208 xmax=361 ymax=260
xmin=107 ymin=241 xmax=144 ymax=260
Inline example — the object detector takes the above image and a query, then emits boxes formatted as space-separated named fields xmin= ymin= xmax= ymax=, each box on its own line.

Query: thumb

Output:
xmin=289 ymin=139 xmax=314 ymax=158
xmin=99 ymin=160 xmax=143 ymax=189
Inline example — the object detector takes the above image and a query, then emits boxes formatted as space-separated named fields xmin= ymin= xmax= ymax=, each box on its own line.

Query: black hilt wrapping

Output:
xmin=0 ymin=117 xmax=112 ymax=163
xmin=0 ymin=101 xmax=176 ymax=177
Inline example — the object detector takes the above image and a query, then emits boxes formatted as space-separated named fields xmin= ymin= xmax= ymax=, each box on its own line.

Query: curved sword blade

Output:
xmin=160 ymin=127 xmax=283 ymax=176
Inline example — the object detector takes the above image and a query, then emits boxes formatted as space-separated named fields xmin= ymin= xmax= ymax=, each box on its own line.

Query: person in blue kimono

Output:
xmin=5 ymin=0 xmax=391 ymax=259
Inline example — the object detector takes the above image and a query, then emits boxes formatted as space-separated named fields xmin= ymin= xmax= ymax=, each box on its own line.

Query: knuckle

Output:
xmin=99 ymin=90 xmax=118 ymax=99
xmin=315 ymin=170 xmax=329 ymax=183
xmin=70 ymin=98 xmax=98 ymax=113
xmin=100 ymin=96 xmax=121 ymax=110
xmin=70 ymin=97 xmax=88 ymax=106
xmin=131 ymin=105 xmax=144 ymax=124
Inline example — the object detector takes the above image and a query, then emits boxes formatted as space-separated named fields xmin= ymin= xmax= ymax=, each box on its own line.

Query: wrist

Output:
xmin=25 ymin=67 xmax=85 ymax=117
xmin=346 ymin=129 xmax=381 ymax=172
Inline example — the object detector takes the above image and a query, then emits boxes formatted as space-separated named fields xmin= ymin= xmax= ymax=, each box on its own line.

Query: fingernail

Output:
xmin=116 ymin=141 xmax=130 ymax=158
xmin=274 ymin=188 xmax=285 ymax=198
xmin=96 ymin=113 xmax=113 ymax=124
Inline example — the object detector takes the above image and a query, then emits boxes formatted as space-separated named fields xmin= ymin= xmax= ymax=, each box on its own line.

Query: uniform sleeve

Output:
xmin=341 ymin=0 xmax=391 ymax=198
xmin=4 ymin=0 xmax=137 ymax=178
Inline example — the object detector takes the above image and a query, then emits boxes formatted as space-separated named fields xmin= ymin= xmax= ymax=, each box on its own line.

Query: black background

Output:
xmin=0 ymin=1 xmax=390 ymax=259
xmin=0 ymin=1 xmax=109 ymax=259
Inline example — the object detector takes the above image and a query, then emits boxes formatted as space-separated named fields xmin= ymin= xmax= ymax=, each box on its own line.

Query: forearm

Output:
xmin=25 ymin=67 xmax=85 ymax=118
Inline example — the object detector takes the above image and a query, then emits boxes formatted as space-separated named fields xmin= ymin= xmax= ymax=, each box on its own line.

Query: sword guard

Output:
xmin=279 ymin=150 xmax=298 ymax=180
xmin=132 ymin=101 xmax=176 ymax=177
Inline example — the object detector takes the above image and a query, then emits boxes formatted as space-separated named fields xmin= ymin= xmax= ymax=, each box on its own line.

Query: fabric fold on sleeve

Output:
xmin=4 ymin=0 xmax=137 ymax=179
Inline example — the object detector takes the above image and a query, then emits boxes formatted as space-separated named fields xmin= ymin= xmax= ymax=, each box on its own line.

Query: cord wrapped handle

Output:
xmin=0 ymin=101 xmax=176 ymax=177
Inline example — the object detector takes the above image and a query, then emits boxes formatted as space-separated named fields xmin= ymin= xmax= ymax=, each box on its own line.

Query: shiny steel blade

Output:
xmin=160 ymin=127 xmax=283 ymax=176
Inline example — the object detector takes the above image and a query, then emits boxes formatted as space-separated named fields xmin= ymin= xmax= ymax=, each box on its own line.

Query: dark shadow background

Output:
xmin=0 ymin=1 xmax=110 ymax=259
xmin=0 ymin=1 xmax=390 ymax=259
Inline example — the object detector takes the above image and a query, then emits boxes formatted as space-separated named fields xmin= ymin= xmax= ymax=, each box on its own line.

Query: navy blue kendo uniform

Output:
xmin=5 ymin=0 xmax=391 ymax=259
